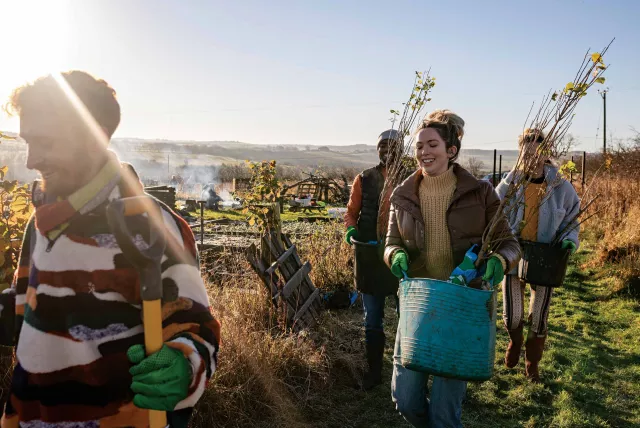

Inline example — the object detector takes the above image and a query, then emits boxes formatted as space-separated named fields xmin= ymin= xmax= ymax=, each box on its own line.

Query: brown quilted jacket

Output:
xmin=383 ymin=164 xmax=521 ymax=278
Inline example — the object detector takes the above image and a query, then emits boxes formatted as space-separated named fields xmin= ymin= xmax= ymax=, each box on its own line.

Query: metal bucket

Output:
xmin=398 ymin=277 xmax=497 ymax=381
xmin=518 ymin=240 xmax=570 ymax=287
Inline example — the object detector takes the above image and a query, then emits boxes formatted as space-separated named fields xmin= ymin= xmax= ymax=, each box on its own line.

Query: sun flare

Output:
xmin=0 ymin=0 xmax=70 ymax=124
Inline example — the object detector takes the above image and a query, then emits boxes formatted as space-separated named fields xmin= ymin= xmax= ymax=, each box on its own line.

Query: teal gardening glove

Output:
xmin=449 ymin=245 xmax=480 ymax=286
xmin=128 ymin=344 xmax=191 ymax=411
xmin=482 ymin=256 xmax=505 ymax=287
xmin=345 ymin=226 xmax=358 ymax=245
xmin=561 ymin=240 xmax=577 ymax=254
xmin=390 ymin=251 xmax=409 ymax=279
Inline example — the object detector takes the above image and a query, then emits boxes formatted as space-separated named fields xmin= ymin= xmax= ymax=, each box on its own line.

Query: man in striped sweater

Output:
xmin=0 ymin=71 xmax=220 ymax=427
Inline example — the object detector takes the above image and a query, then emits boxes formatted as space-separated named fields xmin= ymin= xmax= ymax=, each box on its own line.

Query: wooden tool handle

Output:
xmin=143 ymin=300 xmax=168 ymax=428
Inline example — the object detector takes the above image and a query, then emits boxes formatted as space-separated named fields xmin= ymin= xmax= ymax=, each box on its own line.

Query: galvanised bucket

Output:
xmin=398 ymin=277 xmax=497 ymax=381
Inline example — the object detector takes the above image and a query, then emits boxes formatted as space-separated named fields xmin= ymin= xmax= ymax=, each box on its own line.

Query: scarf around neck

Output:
xmin=33 ymin=154 xmax=122 ymax=241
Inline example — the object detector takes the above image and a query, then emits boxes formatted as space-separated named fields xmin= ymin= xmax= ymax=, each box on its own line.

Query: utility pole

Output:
xmin=599 ymin=88 xmax=608 ymax=155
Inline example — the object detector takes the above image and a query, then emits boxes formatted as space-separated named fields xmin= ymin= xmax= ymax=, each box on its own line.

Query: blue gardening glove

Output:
xmin=128 ymin=344 xmax=191 ymax=411
xmin=345 ymin=226 xmax=358 ymax=245
xmin=482 ymin=256 xmax=505 ymax=287
xmin=449 ymin=245 xmax=480 ymax=286
xmin=390 ymin=251 xmax=409 ymax=279
xmin=561 ymin=240 xmax=577 ymax=254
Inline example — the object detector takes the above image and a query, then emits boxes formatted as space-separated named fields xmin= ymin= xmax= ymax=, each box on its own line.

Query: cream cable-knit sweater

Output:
xmin=418 ymin=167 xmax=458 ymax=281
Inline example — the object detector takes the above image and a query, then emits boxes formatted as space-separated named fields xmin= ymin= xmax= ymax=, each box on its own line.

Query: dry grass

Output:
xmin=201 ymin=247 xmax=257 ymax=290
xmin=190 ymin=284 xmax=331 ymax=428
xmin=294 ymin=222 xmax=353 ymax=292
xmin=581 ymin=148 xmax=640 ymax=297
xmin=191 ymin=226 xmax=363 ymax=428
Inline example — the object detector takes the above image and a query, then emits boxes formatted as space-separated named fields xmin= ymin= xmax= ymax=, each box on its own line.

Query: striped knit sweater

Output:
xmin=1 ymin=161 xmax=220 ymax=427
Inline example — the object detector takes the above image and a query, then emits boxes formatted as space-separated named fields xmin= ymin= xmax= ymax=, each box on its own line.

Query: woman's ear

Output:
xmin=447 ymin=146 xmax=458 ymax=159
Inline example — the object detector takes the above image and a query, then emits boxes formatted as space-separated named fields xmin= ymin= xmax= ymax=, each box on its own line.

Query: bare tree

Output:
xmin=464 ymin=157 xmax=485 ymax=177
xmin=377 ymin=71 xmax=437 ymax=240
xmin=478 ymin=40 xmax=613 ymax=265
xmin=552 ymin=133 xmax=579 ymax=159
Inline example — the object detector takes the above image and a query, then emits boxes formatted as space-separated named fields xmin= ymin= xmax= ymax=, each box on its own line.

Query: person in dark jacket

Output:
xmin=344 ymin=129 xmax=400 ymax=390
xmin=384 ymin=110 xmax=521 ymax=427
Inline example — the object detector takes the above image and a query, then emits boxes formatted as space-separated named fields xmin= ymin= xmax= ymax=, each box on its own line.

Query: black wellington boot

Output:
xmin=363 ymin=330 xmax=385 ymax=391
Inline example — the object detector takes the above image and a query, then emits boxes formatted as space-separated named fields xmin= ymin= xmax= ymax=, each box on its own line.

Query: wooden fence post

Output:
xmin=260 ymin=203 xmax=283 ymax=265
xmin=492 ymin=149 xmax=497 ymax=187
xmin=570 ymin=155 xmax=575 ymax=183
xmin=198 ymin=200 xmax=205 ymax=245
xmin=582 ymin=151 xmax=587 ymax=187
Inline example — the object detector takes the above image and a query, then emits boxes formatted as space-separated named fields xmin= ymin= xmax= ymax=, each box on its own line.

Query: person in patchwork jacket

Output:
xmin=0 ymin=71 xmax=220 ymax=427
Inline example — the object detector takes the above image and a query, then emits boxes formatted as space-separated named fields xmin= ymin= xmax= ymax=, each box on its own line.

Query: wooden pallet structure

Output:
xmin=246 ymin=231 xmax=322 ymax=331
xmin=281 ymin=173 xmax=350 ymax=204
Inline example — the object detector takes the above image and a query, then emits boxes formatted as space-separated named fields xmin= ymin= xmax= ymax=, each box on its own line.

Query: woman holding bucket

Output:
xmin=384 ymin=109 xmax=520 ymax=427
xmin=496 ymin=128 xmax=580 ymax=382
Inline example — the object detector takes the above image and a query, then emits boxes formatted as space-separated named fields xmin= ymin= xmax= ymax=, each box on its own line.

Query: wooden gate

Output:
xmin=246 ymin=231 xmax=321 ymax=331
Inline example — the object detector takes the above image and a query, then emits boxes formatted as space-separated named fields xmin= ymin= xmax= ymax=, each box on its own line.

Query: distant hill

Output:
xmin=109 ymin=138 xmax=382 ymax=168
xmin=108 ymin=139 xmax=521 ymax=170
xmin=1 ymin=132 xmax=528 ymax=182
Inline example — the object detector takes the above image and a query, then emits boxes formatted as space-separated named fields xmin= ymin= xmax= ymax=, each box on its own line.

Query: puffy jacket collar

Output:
xmin=451 ymin=163 xmax=482 ymax=201
xmin=390 ymin=163 xmax=480 ymax=222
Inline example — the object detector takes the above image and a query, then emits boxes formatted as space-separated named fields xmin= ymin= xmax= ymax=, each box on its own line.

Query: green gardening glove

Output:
xmin=127 ymin=344 xmax=191 ymax=411
xmin=481 ymin=256 xmax=505 ymax=287
xmin=561 ymin=240 xmax=577 ymax=254
xmin=390 ymin=251 xmax=409 ymax=279
xmin=345 ymin=226 xmax=358 ymax=245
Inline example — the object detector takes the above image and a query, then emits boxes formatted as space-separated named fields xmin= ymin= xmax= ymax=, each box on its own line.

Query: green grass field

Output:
xmin=311 ymin=241 xmax=640 ymax=427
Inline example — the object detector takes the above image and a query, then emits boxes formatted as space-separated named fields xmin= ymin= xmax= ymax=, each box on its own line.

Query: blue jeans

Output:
xmin=362 ymin=293 xmax=399 ymax=338
xmin=391 ymin=326 xmax=467 ymax=428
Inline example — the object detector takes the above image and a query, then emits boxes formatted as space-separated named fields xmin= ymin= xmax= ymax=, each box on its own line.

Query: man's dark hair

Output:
xmin=5 ymin=70 xmax=121 ymax=137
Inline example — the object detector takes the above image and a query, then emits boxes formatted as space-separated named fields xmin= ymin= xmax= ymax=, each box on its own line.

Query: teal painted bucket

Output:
xmin=398 ymin=277 xmax=497 ymax=381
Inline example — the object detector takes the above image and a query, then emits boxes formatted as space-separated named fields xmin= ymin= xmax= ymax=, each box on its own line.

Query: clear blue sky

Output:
xmin=0 ymin=0 xmax=638 ymax=151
